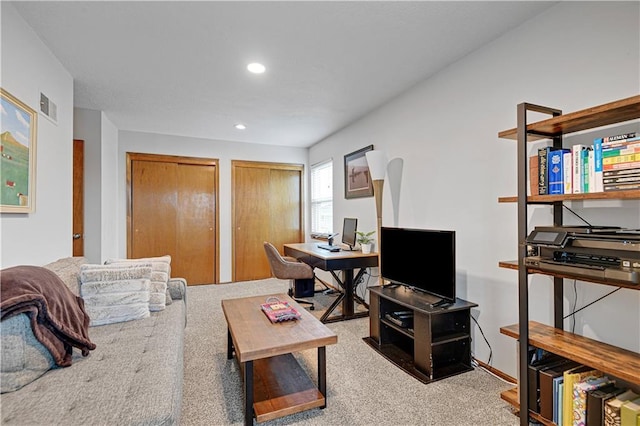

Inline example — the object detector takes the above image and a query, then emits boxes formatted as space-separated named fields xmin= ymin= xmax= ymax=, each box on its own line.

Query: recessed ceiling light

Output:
xmin=247 ymin=62 xmax=266 ymax=74
xmin=235 ymin=124 xmax=247 ymax=130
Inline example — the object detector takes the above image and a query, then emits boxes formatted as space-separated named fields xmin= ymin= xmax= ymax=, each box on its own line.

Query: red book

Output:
xmin=260 ymin=298 xmax=301 ymax=323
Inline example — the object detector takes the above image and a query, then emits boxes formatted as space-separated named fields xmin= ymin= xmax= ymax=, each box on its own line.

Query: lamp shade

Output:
xmin=365 ymin=150 xmax=388 ymax=180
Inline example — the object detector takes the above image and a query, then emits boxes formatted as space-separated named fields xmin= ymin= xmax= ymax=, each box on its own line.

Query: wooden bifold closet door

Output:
xmin=127 ymin=153 xmax=219 ymax=285
xmin=232 ymin=161 xmax=304 ymax=282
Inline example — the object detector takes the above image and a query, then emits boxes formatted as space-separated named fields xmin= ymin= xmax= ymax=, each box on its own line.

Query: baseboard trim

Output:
xmin=473 ymin=358 xmax=516 ymax=384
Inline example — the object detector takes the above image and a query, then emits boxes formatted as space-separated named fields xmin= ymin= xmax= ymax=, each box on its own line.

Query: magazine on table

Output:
xmin=260 ymin=297 xmax=302 ymax=323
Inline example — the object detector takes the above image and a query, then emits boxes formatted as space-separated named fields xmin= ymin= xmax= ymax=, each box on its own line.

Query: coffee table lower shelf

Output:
xmin=251 ymin=353 xmax=325 ymax=423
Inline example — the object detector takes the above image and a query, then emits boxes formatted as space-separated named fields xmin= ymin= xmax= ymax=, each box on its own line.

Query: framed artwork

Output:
xmin=344 ymin=145 xmax=373 ymax=199
xmin=1 ymin=88 xmax=37 ymax=213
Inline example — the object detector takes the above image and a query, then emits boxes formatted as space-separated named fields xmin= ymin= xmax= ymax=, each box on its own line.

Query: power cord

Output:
xmin=562 ymin=204 xmax=593 ymax=227
xmin=354 ymin=267 xmax=374 ymax=300
xmin=571 ymin=280 xmax=577 ymax=333
xmin=471 ymin=314 xmax=492 ymax=366
xmin=563 ymin=285 xmax=621 ymax=326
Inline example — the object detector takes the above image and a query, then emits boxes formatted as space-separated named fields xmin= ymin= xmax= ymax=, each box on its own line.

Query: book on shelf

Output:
xmin=602 ymin=137 xmax=640 ymax=151
xmin=603 ymin=174 xmax=640 ymax=185
xmin=559 ymin=382 xmax=565 ymax=426
xmin=572 ymin=144 xmax=587 ymax=194
xmin=563 ymin=150 xmax=573 ymax=194
xmin=588 ymin=149 xmax=596 ymax=193
xmin=604 ymin=168 xmax=640 ymax=177
xmin=563 ymin=367 xmax=603 ymax=426
xmin=549 ymin=149 xmax=569 ymax=195
xmin=260 ymin=297 xmax=302 ymax=323
xmin=604 ymin=153 xmax=640 ymax=166
xmin=604 ymin=160 xmax=640 ymax=171
xmin=620 ymin=397 xmax=640 ymax=426
xmin=539 ymin=147 xmax=551 ymax=195
xmin=604 ymin=182 xmax=640 ymax=192
xmin=572 ymin=376 xmax=614 ymax=426
xmin=528 ymin=353 xmax=567 ymax=413
xmin=603 ymin=142 xmax=640 ymax=158
xmin=582 ymin=147 xmax=593 ymax=193
xmin=605 ymin=390 xmax=639 ymax=426
xmin=594 ymin=138 xmax=604 ymax=192
xmin=587 ymin=384 xmax=624 ymax=426
xmin=539 ymin=360 xmax=579 ymax=421
xmin=603 ymin=132 xmax=637 ymax=145
xmin=530 ymin=155 xmax=539 ymax=196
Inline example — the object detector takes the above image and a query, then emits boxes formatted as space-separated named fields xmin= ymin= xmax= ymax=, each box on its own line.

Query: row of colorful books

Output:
xmin=528 ymin=350 xmax=639 ymax=426
xmin=535 ymin=132 xmax=639 ymax=195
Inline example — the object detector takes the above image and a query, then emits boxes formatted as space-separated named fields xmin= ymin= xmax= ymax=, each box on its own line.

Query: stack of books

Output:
xmin=601 ymin=132 xmax=640 ymax=192
xmin=526 ymin=349 xmax=640 ymax=425
xmin=534 ymin=132 xmax=639 ymax=195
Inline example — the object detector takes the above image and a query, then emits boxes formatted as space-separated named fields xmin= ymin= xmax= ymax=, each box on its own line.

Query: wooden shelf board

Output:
xmin=380 ymin=318 xmax=414 ymax=338
xmin=432 ymin=331 xmax=470 ymax=346
xmin=500 ymin=321 xmax=640 ymax=384
xmin=498 ymin=95 xmax=640 ymax=140
xmin=498 ymin=189 xmax=640 ymax=203
xmin=498 ymin=260 xmax=519 ymax=270
xmin=500 ymin=387 xmax=555 ymax=426
xmin=497 ymin=260 xmax=640 ymax=291
xmin=362 ymin=338 xmax=473 ymax=384
xmin=253 ymin=353 xmax=325 ymax=423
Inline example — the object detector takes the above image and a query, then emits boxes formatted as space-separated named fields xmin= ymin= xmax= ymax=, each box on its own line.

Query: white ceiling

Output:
xmin=11 ymin=1 xmax=556 ymax=148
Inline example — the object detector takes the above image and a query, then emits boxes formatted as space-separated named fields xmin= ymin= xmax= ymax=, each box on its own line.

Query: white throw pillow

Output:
xmin=104 ymin=256 xmax=171 ymax=312
xmin=79 ymin=263 xmax=152 ymax=326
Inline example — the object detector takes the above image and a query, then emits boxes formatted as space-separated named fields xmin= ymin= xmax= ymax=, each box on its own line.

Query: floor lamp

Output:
xmin=365 ymin=150 xmax=387 ymax=283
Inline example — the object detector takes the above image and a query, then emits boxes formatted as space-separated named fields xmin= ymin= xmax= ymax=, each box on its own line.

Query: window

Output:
xmin=310 ymin=159 xmax=333 ymax=234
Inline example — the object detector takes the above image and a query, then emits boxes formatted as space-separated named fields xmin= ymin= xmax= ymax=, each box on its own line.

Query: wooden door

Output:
xmin=174 ymin=163 xmax=216 ymax=284
xmin=72 ymin=140 xmax=84 ymax=256
xmin=232 ymin=161 xmax=303 ymax=282
xmin=233 ymin=165 xmax=271 ymax=281
xmin=130 ymin=159 xmax=178 ymax=260
xmin=269 ymin=169 xmax=303 ymax=250
xmin=128 ymin=153 xmax=218 ymax=285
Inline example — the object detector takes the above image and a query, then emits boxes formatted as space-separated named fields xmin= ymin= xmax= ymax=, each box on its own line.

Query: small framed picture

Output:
xmin=1 ymin=88 xmax=37 ymax=213
xmin=344 ymin=145 xmax=373 ymax=199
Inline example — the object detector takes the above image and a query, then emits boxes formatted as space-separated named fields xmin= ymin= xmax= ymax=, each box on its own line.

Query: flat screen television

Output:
xmin=341 ymin=217 xmax=358 ymax=250
xmin=380 ymin=227 xmax=456 ymax=305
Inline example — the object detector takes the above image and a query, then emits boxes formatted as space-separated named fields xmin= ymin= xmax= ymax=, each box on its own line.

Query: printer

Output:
xmin=524 ymin=226 xmax=640 ymax=285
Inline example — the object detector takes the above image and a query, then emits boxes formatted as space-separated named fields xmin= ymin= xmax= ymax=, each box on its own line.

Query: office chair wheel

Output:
xmin=310 ymin=306 xmax=315 ymax=310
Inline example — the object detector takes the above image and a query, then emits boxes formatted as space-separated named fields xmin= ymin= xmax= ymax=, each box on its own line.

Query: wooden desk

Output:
xmin=222 ymin=294 xmax=337 ymax=425
xmin=283 ymin=242 xmax=379 ymax=323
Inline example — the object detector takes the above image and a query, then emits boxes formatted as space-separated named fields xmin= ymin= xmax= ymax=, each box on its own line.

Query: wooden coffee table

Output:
xmin=221 ymin=293 xmax=338 ymax=425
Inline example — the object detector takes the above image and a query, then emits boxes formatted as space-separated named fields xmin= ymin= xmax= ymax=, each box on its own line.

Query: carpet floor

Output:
xmin=180 ymin=279 xmax=519 ymax=425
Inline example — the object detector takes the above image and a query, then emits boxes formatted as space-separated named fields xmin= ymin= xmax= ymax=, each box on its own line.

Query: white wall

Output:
xmin=73 ymin=108 xmax=120 ymax=264
xmin=0 ymin=3 xmax=74 ymax=268
xmin=309 ymin=1 xmax=640 ymax=379
xmin=73 ymin=108 xmax=102 ymax=263
xmin=100 ymin=113 xmax=119 ymax=260
xmin=116 ymin=131 xmax=308 ymax=282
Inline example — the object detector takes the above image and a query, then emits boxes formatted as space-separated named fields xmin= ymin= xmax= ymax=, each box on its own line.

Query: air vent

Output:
xmin=39 ymin=92 xmax=57 ymax=124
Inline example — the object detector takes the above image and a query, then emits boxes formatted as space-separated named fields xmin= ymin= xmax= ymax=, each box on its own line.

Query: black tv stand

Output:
xmin=364 ymin=285 xmax=477 ymax=383
xmin=431 ymin=299 xmax=454 ymax=308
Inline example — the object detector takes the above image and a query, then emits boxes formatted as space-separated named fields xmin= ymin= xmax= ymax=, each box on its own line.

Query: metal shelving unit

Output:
xmin=497 ymin=95 xmax=640 ymax=425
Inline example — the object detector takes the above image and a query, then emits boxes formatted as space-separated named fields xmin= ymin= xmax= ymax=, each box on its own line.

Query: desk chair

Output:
xmin=263 ymin=242 xmax=315 ymax=310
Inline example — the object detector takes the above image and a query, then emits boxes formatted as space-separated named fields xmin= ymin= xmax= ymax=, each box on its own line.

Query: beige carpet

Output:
xmin=180 ymin=278 xmax=519 ymax=425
